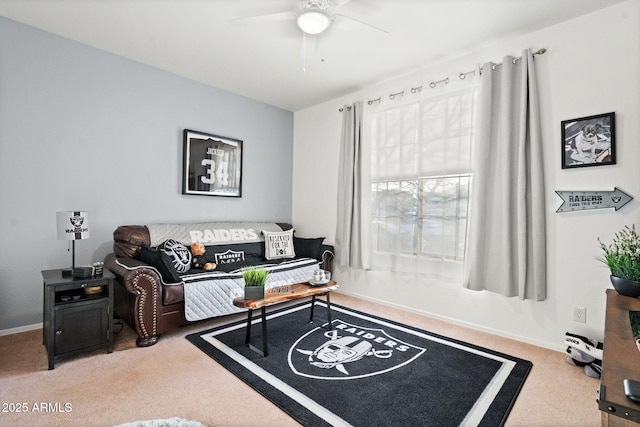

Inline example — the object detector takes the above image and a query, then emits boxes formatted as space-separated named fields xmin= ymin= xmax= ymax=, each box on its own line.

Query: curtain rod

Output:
xmin=339 ymin=47 xmax=547 ymax=111
xmin=458 ymin=48 xmax=547 ymax=81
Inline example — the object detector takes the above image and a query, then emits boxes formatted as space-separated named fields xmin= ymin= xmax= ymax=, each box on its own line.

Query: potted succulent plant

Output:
xmin=599 ymin=225 xmax=640 ymax=297
xmin=242 ymin=267 xmax=269 ymax=300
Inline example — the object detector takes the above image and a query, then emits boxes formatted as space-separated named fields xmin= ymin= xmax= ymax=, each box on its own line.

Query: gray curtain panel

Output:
xmin=335 ymin=101 xmax=364 ymax=268
xmin=464 ymin=49 xmax=546 ymax=301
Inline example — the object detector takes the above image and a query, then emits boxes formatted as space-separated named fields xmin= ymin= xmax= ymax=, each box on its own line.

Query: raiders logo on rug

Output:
xmin=288 ymin=319 xmax=426 ymax=380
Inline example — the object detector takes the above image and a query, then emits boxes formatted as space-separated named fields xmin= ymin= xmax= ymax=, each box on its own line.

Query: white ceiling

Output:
xmin=0 ymin=0 xmax=626 ymax=111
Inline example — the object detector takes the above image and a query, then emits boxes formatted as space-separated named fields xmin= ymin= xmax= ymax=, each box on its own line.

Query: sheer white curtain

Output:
xmin=464 ymin=49 xmax=546 ymax=300
xmin=335 ymin=101 xmax=365 ymax=268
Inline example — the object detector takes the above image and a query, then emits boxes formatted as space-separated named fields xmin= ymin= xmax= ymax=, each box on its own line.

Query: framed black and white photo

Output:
xmin=182 ymin=129 xmax=243 ymax=197
xmin=561 ymin=112 xmax=615 ymax=169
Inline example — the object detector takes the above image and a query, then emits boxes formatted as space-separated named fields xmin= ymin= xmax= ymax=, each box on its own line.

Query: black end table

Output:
xmin=42 ymin=269 xmax=114 ymax=369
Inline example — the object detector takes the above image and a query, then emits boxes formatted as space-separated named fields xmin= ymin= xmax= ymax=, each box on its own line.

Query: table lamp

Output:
xmin=56 ymin=211 xmax=90 ymax=277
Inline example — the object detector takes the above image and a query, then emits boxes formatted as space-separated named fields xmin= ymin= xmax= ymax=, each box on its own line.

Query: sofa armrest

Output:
xmin=105 ymin=252 xmax=162 ymax=346
xmin=320 ymin=244 xmax=335 ymax=273
xmin=105 ymin=252 xmax=160 ymax=293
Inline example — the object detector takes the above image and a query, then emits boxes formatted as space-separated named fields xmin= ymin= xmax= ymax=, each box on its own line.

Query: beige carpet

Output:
xmin=0 ymin=293 xmax=601 ymax=427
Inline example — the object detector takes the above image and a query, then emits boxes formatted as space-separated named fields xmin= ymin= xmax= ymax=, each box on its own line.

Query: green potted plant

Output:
xmin=599 ymin=225 xmax=640 ymax=297
xmin=242 ymin=267 xmax=269 ymax=300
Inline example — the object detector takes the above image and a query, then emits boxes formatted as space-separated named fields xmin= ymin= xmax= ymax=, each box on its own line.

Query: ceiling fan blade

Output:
xmin=332 ymin=14 xmax=388 ymax=37
xmin=230 ymin=11 xmax=296 ymax=25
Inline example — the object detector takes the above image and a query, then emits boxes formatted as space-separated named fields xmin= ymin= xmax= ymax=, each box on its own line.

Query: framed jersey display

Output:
xmin=182 ymin=129 xmax=243 ymax=197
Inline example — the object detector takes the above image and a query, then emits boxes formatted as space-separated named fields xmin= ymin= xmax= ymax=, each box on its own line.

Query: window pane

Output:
xmin=371 ymin=180 xmax=418 ymax=254
xmin=441 ymin=218 xmax=457 ymax=258
xmin=375 ymin=217 xmax=400 ymax=252
xmin=421 ymin=178 xmax=445 ymax=216
xmin=399 ymin=180 xmax=417 ymax=253
xmin=441 ymin=178 xmax=460 ymax=217
xmin=418 ymin=176 xmax=468 ymax=260
xmin=399 ymin=218 xmax=416 ymax=253
xmin=371 ymin=182 xmax=386 ymax=217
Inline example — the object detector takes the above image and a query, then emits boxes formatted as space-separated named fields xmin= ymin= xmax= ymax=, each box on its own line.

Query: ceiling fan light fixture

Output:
xmin=297 ymin=10 xmax=330 ymax=34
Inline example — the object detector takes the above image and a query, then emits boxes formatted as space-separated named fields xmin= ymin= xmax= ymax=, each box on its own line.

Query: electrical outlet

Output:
xmin=573 ymin=306 xmax=587 ymax=323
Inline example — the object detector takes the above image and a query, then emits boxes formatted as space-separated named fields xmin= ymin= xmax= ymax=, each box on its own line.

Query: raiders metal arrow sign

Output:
xmin=555 ymin=187 xmax=633 ymax=213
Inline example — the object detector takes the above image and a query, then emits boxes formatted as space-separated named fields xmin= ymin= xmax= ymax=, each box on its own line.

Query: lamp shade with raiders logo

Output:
xmin=57 ymin=211 xmax=90 ymax=240
xmin=56 ymin=211 xmax=90 ymax=276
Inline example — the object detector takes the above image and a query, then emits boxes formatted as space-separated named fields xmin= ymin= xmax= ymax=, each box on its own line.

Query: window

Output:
xmin=369 ymin=87 xmax=476 ymax=262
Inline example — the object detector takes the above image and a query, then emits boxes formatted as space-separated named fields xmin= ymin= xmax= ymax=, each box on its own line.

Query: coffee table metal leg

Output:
xmin=326 ymin=292 xmax=332 ymax=329
xmin=245 ymin=309 xmax=253 ymax=344
xmin=309 ymin=295 xmax=316 ymax=323
xmin=260 ymin=306 xmax=268 ymax=357
xmin=245 ymin=307 xmax=269 ymax=357
xmin=309 ymin=293 xmax=333 ymax=330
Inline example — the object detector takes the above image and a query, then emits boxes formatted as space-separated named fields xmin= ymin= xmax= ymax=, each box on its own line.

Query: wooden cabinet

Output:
xmin=599 ymin=289 xmax=640 ymax=426
xmin=42 ymin=269 xmax=114 ymax=370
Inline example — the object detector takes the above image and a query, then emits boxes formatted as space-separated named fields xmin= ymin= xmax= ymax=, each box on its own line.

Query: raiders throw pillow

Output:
xmin=160 ymin=239 xmax=192 ymax=274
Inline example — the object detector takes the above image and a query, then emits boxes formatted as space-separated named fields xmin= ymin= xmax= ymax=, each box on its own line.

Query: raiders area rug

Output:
xmin=186 ymin=302 xmax=532 ymax=427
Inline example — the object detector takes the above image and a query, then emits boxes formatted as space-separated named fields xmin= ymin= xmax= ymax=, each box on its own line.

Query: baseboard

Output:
xmin=0 ymin=322 xmax=42 ymax=336
xmin=336 ymin=289 xmax=565 ymax=353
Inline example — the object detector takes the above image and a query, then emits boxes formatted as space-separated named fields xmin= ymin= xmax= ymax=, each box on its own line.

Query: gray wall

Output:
xmin=0 ymin=17 xmax=294 ymax=331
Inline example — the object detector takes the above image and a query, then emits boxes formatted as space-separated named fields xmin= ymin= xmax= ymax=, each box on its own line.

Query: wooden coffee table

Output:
xmin=232 ymin=280 xmax=338 ymax=356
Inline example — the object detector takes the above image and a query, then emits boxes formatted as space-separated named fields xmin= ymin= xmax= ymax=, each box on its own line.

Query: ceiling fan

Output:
xmin=233 ymin=0 xmax=388 ymax=69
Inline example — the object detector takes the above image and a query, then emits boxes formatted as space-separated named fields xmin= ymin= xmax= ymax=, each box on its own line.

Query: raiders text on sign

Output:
xmin=569 ymin=195 xmax=602 ymax=203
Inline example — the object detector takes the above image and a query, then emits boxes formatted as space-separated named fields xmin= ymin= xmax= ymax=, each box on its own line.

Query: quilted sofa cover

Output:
xmin=105 ymin=222 xmax=334 ymax=346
